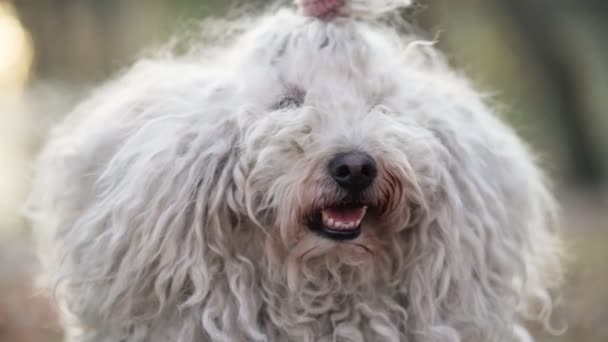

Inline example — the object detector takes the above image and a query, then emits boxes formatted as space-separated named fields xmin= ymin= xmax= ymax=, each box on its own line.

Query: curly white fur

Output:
xmin=26 ymin=2 xmax=562 ymax=341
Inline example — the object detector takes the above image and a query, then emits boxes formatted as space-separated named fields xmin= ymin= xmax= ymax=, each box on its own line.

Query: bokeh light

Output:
xmin=0 ymin=2 xmax=32 ymax=96
xmin=0 ymin=1 xmax=33 ymax=237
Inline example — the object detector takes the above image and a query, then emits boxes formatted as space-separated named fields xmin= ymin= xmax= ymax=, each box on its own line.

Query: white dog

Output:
xmin=27 ymin=0 xmax=563 ymax=341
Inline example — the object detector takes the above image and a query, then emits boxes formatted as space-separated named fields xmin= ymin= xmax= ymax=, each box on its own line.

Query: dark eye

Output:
xmin=273 ymin=96 xmax=301 ymax=110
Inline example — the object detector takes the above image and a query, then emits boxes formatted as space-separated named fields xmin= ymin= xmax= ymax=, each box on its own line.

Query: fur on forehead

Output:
xmin=206 ymin=8 xmax=425 ymax=108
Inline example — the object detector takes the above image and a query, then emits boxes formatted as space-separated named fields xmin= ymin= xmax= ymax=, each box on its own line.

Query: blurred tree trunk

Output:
xmin=495 ymin=0 xmax=605 ymax=186
xmin=12 ymin=0 xmax=124 ymax=81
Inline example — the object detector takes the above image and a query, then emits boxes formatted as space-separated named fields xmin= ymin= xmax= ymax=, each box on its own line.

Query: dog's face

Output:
xmin=224 ymin=12 xmax=440 ymax=277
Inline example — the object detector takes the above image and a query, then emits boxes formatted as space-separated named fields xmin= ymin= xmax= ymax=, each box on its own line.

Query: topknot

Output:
xmin=296 ymin=0 xmax=412 ymax=20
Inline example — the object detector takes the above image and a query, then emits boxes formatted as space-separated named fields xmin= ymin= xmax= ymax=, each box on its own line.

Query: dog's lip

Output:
xmin=307 ymin=203 xmax=367 ymax=241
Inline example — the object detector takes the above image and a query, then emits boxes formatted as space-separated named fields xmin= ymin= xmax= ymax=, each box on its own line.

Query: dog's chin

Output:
xmin=285 ymin=201 xmax=390 ymax=290
xmin=286 ymin=228 xmax=382 ymax=291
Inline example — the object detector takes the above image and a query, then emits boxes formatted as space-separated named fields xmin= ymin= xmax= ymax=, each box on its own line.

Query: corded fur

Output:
xmin=26 ymin=2 xmax=562 ymax=341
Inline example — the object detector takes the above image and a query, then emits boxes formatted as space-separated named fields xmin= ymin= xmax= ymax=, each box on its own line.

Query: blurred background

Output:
xmin=0 ymin=0 xmax=606 ymax=341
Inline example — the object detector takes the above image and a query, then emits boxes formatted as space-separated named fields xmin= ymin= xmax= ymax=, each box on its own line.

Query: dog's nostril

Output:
xmin=361 ymin=164 xmax=374 ymax=177
xmin=335 ymin=165 xmax=350 ymax=178
xmin=328 ymin=152 xmax=377 ymax=192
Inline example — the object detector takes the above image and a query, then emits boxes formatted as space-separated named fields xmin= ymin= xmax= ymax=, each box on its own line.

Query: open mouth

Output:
xmin=308 ymin=204 xmax=368 ymax=240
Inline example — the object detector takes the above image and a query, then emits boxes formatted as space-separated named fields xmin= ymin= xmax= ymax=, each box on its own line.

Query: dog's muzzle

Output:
xmin=307 ymin=152 xmax=377 ymax=240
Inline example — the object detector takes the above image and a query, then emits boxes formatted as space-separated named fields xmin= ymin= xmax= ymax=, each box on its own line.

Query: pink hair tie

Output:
xmin=296 ymin=0 xmax=346 ymax=20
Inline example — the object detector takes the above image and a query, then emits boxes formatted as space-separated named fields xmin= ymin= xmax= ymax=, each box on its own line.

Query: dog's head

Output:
xmin=219 ymin=1 xmax=440 ymax=279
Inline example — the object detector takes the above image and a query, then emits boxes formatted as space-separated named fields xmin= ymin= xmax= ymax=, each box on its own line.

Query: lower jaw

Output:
xmin=311 ymin=224 xmax=361 ymax=241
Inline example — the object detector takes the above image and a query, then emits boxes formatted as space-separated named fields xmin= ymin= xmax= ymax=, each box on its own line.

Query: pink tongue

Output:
xmin=325 ymin=206 xmax=364 ymax=222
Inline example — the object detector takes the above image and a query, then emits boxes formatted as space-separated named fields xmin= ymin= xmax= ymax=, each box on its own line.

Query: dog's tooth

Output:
xmin=328 ymin=218 xmax=334 ymax=226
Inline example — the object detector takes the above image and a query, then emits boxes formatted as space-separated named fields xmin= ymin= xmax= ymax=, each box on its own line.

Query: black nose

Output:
xmin=328 ymin=152 xmax=377 ymax=192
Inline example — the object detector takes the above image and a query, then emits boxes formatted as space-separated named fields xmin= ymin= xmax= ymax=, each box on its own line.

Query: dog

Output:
xmin=26 ymin=0 xmax=563 ymax=341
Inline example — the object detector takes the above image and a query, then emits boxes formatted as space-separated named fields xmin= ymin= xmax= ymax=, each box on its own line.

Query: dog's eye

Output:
xmin=274 ymin=96 xmax=301 ymax=110
xmin=374 ymin=104 xmax=397 ymax=117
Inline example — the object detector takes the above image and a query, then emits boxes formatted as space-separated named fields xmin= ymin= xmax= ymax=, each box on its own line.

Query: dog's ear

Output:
xmin=400 ymin=112 xmax=563 ymax=340
xmin=26 ymin=61 xmax=246 ymax=338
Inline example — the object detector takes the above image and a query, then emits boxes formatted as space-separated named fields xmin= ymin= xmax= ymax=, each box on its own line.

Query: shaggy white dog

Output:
xmin=27 ymin=0 xmax=563 ymax=341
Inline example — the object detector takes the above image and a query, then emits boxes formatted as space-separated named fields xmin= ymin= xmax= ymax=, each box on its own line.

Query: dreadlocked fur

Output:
xmin=26 ymin=1 xmax=562 ymax=341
